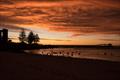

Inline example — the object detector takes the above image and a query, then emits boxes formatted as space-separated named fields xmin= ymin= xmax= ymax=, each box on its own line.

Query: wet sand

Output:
xmin=0 ymin=51 xmax=120 ymax=80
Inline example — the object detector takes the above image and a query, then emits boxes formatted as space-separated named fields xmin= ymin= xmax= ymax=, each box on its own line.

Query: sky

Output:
xmin=0 ymin=0 xmax=120 ymax=45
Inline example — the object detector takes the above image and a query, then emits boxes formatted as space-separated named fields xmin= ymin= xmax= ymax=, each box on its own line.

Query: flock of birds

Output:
xmin=37 ymin=48 xmax=116 ymax=58
xmin=24 ymin=48 xmax=120 ymax=61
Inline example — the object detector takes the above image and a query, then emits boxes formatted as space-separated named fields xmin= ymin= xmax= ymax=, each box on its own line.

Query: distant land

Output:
xmin=0 ymin=42 xmax=120 ymax=51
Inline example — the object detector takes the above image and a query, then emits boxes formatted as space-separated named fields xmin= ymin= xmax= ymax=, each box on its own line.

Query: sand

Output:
xmin=0 ymin=51 xmax=120 ymax=80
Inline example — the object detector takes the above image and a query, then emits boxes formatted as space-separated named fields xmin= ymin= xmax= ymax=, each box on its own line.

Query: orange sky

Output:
xmin=0 ymin=0 xmax=120 ymax=45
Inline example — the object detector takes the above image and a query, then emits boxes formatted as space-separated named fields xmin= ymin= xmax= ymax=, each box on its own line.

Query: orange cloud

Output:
xmin=0 ymin=0 xmax=120 ymax=45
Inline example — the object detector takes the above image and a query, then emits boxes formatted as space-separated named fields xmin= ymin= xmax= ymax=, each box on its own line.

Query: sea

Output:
xmin=25 ymin=48 xmax=120 ymax=62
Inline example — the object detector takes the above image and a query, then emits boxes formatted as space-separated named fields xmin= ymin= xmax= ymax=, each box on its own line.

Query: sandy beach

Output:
xmin=0 ymin=51 xmax=120 ymax=80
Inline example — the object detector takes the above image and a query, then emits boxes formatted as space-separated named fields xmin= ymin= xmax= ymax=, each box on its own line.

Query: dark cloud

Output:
xmin=0 ymin=15 xmax=33 ymax=25
xmin=0 ymin=24 xmax=29 ymax=32
xmin=0 ymin=0 xmax=14 ymax=5
xmin=0 ymin=0 xmax=65 ymax=4
xmin=99 ymin=39 xmax=120 ymax=41
xmin=95 ymin=0 xmax=120 ymax=3
xmin=13 ymin=7 xmax=47 ymax=16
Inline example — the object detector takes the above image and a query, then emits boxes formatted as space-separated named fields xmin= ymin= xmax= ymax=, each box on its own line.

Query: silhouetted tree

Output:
xmin=27 ymin=31 xmax=35 ymax=44
xmin=108 ymin=43 xmax=112 ymax=47
xmin=34 ymin=34 xmax=40 ymax=44
xmin=19 ymin=29 xmax=26 ymax=43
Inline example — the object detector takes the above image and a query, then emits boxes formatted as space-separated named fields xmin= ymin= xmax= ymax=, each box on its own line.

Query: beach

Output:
xmin=0 ymin=51 xmax=120 ymax=80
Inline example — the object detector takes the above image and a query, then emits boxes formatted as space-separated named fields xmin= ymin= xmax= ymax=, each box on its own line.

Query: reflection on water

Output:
xmin=25 ymin=48 xmax=120 ymax=62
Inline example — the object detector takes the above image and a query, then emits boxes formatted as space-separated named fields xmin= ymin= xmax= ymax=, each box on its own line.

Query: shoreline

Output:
xmin=0 ymin=51 xmax=120 ymax=80
xmin=24 ymin=48 xmax=120 ymax=62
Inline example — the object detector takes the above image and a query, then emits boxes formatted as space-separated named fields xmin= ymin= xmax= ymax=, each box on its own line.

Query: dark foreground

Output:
xmin=0 ymin=51 xmax=120 ymax=80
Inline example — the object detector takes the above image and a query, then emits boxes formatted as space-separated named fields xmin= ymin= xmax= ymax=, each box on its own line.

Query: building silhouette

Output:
xmin=0 ymin=29 xmax=8 ymax=43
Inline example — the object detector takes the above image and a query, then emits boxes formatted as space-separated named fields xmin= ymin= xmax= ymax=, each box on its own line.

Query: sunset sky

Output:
xmin=0 ymin=0 xmax=120 ymax=45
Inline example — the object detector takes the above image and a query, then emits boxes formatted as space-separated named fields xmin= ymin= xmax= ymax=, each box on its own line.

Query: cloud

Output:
xmin=0 ymin=0 xmax=120 ymax=37
xmin=99 ymin=38 xmax=120 ymax=41
xmin=41 ymin=38 xmax=71 ymax=41
xmin=0 ymin=24 xmax=29 ymax=32
xmin=0 ymin=0 xmax=14 ymax=5
xmin=43 ymin=3 xmax=120 ymax=35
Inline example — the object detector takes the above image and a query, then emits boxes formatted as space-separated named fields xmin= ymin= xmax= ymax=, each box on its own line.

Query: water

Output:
xmin=25 ymin=48 xmax=120 ymax=62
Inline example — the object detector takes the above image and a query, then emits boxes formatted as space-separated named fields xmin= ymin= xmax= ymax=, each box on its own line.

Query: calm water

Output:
xmin=25 ymin=48 xmax=120 ymax=62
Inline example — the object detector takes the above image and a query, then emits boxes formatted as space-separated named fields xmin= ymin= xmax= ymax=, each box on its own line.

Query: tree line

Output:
xmin=19 ymin=29 xmax=40 ymax=44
